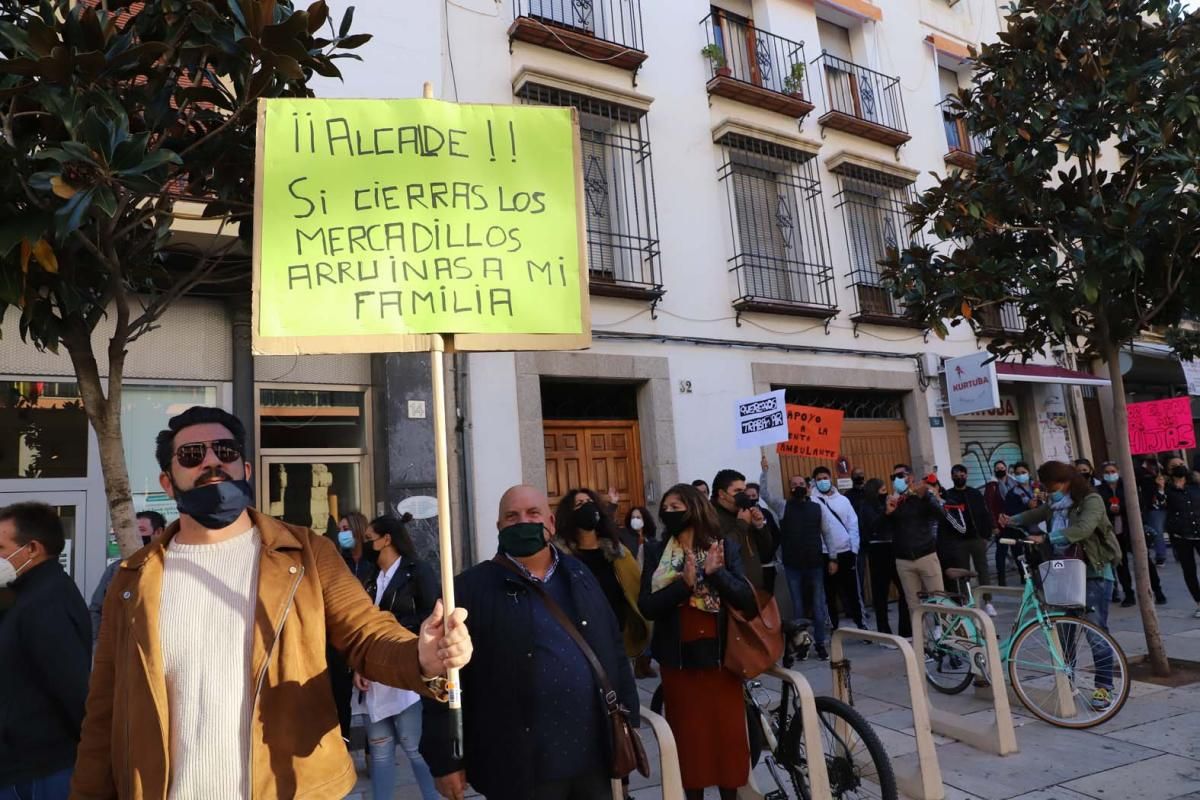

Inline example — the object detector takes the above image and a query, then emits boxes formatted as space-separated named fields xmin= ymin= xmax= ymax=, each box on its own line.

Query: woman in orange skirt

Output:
xmin=638 ymin=483 xmax=759 ymax=799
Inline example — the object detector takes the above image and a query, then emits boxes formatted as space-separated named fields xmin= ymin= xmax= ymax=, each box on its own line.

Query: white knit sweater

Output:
xmin=159 ymin=527 xmax=261 ymax=800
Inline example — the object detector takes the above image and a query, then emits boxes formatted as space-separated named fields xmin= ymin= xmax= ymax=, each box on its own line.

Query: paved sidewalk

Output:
xmin=352 ymin=562 xmax=1200 ymax=799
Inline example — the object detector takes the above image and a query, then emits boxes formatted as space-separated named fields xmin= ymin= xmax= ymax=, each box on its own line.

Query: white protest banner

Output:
xmin=1182 ymin=359 xmax=1200 ymax=396
xmin=946 ymin=351 xmax=1000 ymax=416
xmin=734 ymin=389 xmax=789 ymax=448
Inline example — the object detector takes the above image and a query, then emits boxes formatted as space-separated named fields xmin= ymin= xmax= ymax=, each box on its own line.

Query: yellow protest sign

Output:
xmin=252 ymin=98 xmax=588 ymax=354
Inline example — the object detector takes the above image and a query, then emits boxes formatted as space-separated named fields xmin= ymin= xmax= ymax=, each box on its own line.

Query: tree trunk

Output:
xmin=63 ymin=329 xmax=142 ymax=558
xmin=1106 ymin=344 xmax=1171 ymax=676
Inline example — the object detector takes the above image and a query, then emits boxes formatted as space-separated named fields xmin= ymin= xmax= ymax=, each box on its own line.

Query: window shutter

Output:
xmin=732 ymin=164 xmax=792 ymax=302
xmin=580 ymin=128 xmax=615 ymax=278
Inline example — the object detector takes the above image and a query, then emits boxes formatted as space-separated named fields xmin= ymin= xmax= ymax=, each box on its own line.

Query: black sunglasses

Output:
xmin=175 ymin=439 xmax=243 ymax=469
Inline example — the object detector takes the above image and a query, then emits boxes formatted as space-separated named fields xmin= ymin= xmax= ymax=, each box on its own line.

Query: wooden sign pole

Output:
xmin=422 ymin=82 xmax=463 ymax=759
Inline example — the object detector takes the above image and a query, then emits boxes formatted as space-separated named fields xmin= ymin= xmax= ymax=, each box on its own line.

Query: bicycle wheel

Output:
xmin=1008 ymin=616 xmax=1130 ymax=728
xmin=783 ymin=695 xmax=898 ymax=800
xmin=922 ymin=609 xmax=974 ymax=695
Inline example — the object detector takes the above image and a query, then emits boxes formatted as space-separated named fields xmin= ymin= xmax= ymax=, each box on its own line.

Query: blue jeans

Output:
xmin=1084 ymin=577 xmax=1114 ymax=690
xmin=0 ymin=767 xmax=73 ymax=800
xmin=1145 ymin=509 xmax=1168 ymax=561
xmin=367 ymin=702 xmax=439 ymax=800
xmin=784 ymin=565 xmax=829 ymax=645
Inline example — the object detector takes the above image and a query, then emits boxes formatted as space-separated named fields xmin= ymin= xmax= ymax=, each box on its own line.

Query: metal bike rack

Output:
xmin=618 ymin=708 xmax=684 ymax=800
xmin=972 ymin=586 xmax=1077 ymax=717
xmin=913 ymin=604 xmax=1019 ymax=756
xmin=737 ymin=666 xmax=831 ymax=800
xmin=830 ymin=628 xmax=945 ymax=800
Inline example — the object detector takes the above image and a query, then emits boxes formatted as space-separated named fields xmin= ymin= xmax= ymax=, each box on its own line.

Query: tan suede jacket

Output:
xmin=71 ymin=509 xmax=436 ymax=800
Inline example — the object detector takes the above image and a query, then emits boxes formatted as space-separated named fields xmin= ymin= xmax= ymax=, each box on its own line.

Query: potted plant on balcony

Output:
xmin=783 ymin=62 xmax=806 ymax=97
xmin=701 ymin=43 xmax=731 ymax=77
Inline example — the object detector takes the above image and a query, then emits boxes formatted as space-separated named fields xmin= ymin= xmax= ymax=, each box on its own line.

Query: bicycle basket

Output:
xmin=1037 ymin=557 xmax=1087 ymax=608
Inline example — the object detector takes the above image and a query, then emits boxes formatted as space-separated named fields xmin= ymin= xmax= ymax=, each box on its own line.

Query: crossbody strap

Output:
xmin=817 ymin=495 xmax=851 ymax=538
xmin=492 ymin=556 xmax=621 ymax=710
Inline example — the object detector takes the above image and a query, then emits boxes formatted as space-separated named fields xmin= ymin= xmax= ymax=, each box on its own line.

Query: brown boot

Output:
xmin=634 ymin=655 xmax=658 ymax=679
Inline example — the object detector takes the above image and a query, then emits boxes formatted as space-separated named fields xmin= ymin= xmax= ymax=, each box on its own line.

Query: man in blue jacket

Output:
xmin=0 ymin=502 xmax=91 ymax=800
xmin=421 ymin=485 xmax=638 ymax=800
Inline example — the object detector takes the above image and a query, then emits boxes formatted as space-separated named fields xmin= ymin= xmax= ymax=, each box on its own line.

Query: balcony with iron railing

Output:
xmin=510 ymin=0 xmax=647 ymax=73
xmin=976 ymin=301 xmax=1024 ymax=336
xmin=813 ymin=53 xmax=910 ymax=147
xmin=699 ymin=13 xmax=814 ymax=120
xmin=940 ymin=98 xmax=987 ymax=169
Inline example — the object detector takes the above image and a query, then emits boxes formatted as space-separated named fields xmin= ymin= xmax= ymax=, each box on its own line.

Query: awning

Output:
xmin=996 ymin=363 xmax=1111 ymax=387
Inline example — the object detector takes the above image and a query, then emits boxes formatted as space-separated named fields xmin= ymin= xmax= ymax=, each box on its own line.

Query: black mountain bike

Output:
xmin=650 ymin=621 xmax=897 ymax=799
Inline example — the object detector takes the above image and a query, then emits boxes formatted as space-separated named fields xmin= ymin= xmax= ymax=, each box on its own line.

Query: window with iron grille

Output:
xmin=517 ymin=84 xmax=663 ymax=297
xmin=778 ymin=387 xmax=905 ymax=419
xmin=833 ymin=166 xmax=919 ymax=320
xmin=717 ymin=135 xmax=835 ymax=312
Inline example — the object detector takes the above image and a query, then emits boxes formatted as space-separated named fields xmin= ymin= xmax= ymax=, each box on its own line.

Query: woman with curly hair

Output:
xmin=553 ymin=488 xmax=649 ymax=659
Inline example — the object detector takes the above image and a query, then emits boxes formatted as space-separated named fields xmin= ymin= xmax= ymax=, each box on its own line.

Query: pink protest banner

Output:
xmin=1127 ymin=397 xmax=1196 ymax=454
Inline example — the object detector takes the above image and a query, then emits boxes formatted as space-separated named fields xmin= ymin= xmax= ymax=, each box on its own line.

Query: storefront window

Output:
xmin=121 ymin=384 xmax=218 ymax=521
xmin=260 ymin=389 xmax=365 ymax=449
xmin=264 ymin=459 xmax=361 ymax=533
xmin=0 ymin=381 xmax=89 ymax=479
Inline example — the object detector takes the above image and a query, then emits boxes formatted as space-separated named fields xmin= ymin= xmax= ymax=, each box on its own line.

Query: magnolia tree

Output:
xmin=0 ymin=0 xmax=369 ymax=555
xmin=884 ymin=0 xmax=1200 ymax=676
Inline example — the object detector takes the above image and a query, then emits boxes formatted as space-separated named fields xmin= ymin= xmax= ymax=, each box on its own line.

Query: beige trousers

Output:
xmin=895 ymin=552 xmax=944 ymax=615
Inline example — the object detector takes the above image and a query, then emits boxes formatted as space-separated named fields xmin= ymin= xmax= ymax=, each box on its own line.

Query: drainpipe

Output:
xmin=230 ymin=298 xmax=255 ymax=463
xmin=453 ymin=351 xmax=476 ymax=568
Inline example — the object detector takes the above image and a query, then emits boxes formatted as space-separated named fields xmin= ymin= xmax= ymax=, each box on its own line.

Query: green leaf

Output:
xmin=337 ymin=33 xmax=371 ymax=49
xmin=54 ymin=187 xmax=95 ymax=238
xmin=93 ymin=185 xmax=117 ymax=218
xmin=0 ymin=213 xmax=52 ymax=258
xmin=307 ymin=0 xmax=330 ymax=33
xmin=117 ymin=148 xmax=183 ymax=176
xmin=339 ymin=5 xmax=355 ymax=37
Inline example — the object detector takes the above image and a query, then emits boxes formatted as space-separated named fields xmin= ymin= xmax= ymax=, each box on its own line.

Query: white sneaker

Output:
xmin=1193 ymin=605 xmax=1200 ymax=620
xmin=985 ymin=603 xmax=998 ymax=618
xmin=932 ymin=624 xmax=944 ymax=640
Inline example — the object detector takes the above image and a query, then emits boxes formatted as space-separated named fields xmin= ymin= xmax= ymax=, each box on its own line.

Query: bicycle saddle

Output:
xmin=945 ymin=568 xmax=978 ymax=581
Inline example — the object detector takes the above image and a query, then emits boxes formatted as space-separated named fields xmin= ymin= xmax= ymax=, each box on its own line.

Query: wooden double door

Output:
xmin=778 ymin=418 xmax=912 ymax=489
xmin=544 ymin=420 xmax=646 ymax=524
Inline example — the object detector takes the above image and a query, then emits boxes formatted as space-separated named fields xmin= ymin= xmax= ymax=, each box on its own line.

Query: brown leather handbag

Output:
xmin=494 ymin=557 xmax=650 ymax=778
xmin=724 ymin=589 xmax=784 ymax=679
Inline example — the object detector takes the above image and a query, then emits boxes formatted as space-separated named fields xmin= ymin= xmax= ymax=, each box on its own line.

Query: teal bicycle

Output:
xmin=921 ymin=535 xmax=1129 ymax=728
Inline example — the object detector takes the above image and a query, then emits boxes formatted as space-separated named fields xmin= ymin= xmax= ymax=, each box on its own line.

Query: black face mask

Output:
xmin=791 ymin=487 xmax=807 ymax=500
xmin=952 ymin=476 xmax=967 ymax=488
xmin=498 ymin=522 xmax=547 ymax=557
xmin=362 ymin=540 xmax=382 ymax=564
xmin=572 ymin=501 xmax=600 ymax=531
xmin=852 ymin=476 xmax=865 ymax=487
xmin=1080 ymin=472 xmax=1092 ymax=480
xmin=660 ymin=510 xmax=688 ymax=536
xmin=174 ymin=479 xmax=253 ymax=530
xmin=1171 ymin=466 xmax=1191 ymax=479
xmin=994 ymin=468 xmax=1007 ymax=479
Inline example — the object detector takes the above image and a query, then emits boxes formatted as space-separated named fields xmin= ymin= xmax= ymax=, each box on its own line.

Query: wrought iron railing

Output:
xmin=940 ymin=98 xmax=986 ymax=156
xmin=977 ymin=300 xmax=1024 ymax=333
xmin=514 ymin=0 xmax=645 ymax=53
xmin=518 ymin=83 xmax=662 ymax=296
xmin=717 ymin=136 xmax=835 ymax=311
xmin=832 ymin=167 xmax=919 ymax=319
xmin=813 ymin=52 xmax=908 ymax=134
xmin=699 ymin=12 xmax=810 ymax=99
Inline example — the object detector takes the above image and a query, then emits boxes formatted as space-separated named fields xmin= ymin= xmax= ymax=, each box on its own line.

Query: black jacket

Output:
xmin=421 ymin=553 xmax=638 ymax=799
xmin=0 ymin=560 xmax=91 ymax=784
xmin=885 ymin=493 xmax=941 ymax=561
xmin=365 ymin=556 xmax=440 ymax=634
xmin=638 ymin=536 xmax=757 ymax=670
xmin=780 ymin=497 xmax=827 ymax=569
xmin=714 ymin=503 xmax=771 ymax=591
xmin=1165 ymin=482 xmax=1200 ymax=541
xmin=859 ymin=497 xmax=889 ymax=545
xmin=939 ymin=485 xmax=994 ymax=541
xmin=1097 ymin=480 xmax=1131 ymax=537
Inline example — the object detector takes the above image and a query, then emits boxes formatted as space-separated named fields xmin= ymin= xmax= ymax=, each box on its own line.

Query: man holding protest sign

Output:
xmin=73 ymin=407 xmax=472 ymax=800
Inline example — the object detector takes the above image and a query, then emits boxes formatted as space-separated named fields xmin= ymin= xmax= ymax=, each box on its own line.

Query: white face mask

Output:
xmin=629 ymin=517 xmax=644 ymax=532
xmin=0 ymin=543 xmax=31 ymax=589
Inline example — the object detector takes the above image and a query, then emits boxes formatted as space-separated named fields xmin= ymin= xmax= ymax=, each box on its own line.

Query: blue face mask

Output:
xmin=893 ymin=476 xmax=909 ymax=494
xmin=337 ymin=530 xmax=355 ymax=550
xmin=1103 ymin=473 xmax=1119 ymax=484
xmin=815 ymin=478 xmax=832 ymax=494
xmin=1051 ymin=490 xmax=1067 ymax=503
xmin=1014 ymin=473 xmax=1030 ymax=484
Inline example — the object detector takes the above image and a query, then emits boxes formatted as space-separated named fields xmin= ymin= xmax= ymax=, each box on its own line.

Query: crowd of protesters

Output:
xmin=3 ymin=401 xmax=1199 ymax=800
